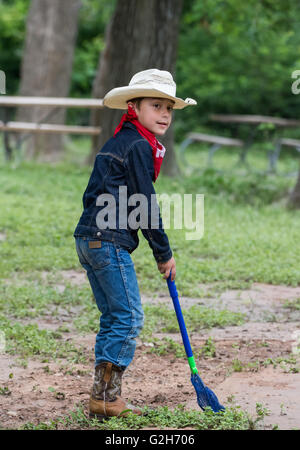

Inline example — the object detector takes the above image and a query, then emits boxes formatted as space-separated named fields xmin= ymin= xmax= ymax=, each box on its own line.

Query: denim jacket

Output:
xmin=73 ymin=122 xmax=172 ymax=263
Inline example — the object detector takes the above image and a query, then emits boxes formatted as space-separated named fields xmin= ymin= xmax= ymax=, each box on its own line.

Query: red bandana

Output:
xmin=113 ymin=105 xmax=166 ymax=182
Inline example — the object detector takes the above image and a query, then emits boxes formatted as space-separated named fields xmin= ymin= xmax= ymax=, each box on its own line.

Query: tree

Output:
xmin=89 ymin=0 xmax=183 ymax=176
xmin=16 ymin=0 xmax=81 ymax=161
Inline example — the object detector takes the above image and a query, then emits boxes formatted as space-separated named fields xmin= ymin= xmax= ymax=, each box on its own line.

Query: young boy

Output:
xmin=73 ymin=69 xmax=196 ymax=420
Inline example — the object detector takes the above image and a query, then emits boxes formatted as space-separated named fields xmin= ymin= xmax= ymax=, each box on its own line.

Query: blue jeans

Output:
xmin=74 ymin=236 xmax=144 ymax=370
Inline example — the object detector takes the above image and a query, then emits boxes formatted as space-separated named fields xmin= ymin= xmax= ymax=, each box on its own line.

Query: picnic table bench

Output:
xmin=180 ymin=114 xmax=300 ymax=174
xmin=180 ymin=132 xmax=244 ymax=168
xmin=270 ymin=138 xmax=300 ymax=174
xmin=210 ymin=114 xmax=300 ymax=127
xmin=210 ymin=114 xmax=300 ymax=172
xmin=0 ymin=96 xmax=104 ymax=160
xmin=0 ymin=120 xmax=101 ymax=135
xmin=211 ymin=114 xmax=300 ymax=172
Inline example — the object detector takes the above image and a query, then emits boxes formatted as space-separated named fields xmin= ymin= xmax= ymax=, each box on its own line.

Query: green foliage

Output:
xmin=200 ymin=336 xmax=216 ymax=358
xmin=0 ymin=161 xmax=90 ymax=276
xmin=177 ymin=168 xmax=291 ymax=206
xmin=140 ymin=304 xmax=244 ymax=340
xmin=0 ymin=315 xmax=87 ymax=364
xmin=20 ymin=402 xmax=269 ymax=430
xmin=231 ymin=358 xmax=244 ymax=372
xmin=72 ymin=0 xmax=116 ymax=95
xmin=1 ymin=158 xmax=300 ymax=295
xmin=176 ymin=0 xmax=300 ymax=140
xmin=0 ymin=386 xmax=11 ymax=396
xmin=0 ymin=280 xmax=90 ymax=318
xmin=145 ymin=337 xmax=187 ymax=358
xmin=0 ymin=0 xmax=29 ymax=94
xmin=283 ymin=297 xmax=300 ymax=310
xmin=73 ymin=300 xmax=244 ymax=337
xmin=67 ymin=0 xmax=116 ymax=125
xmin=263 ymin=356 xmax=299 ymax=371
xmin=147 ymin=336 xmax=217 ymax=359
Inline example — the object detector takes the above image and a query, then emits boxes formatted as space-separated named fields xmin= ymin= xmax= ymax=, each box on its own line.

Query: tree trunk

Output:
xmin=89 ymin=0 xmax=182 ymax=177
xmin=288 ymin=162 xmax=300 ymax=209
xmin=16 ymin=0 xmax=81 ymax=162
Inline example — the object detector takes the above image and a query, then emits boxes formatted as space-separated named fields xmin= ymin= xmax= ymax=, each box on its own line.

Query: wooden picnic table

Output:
xmin=210 ymin=114 xmax=300 ymax=127
xmin=210 ymin=114 xmax=300 ymax=172
xmin=0 ymin=96 xmax=104 ymax=109
xmin=0 ymin=95 xmax=104 ymax=160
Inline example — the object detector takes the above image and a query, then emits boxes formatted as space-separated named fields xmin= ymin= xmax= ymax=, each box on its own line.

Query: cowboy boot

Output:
xmin=89 ymin=361 xmax=142 ymax=420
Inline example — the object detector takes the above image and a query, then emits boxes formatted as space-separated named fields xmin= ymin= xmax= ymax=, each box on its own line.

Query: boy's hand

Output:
xmin=157 ymin=256 xmax=176 ymax=281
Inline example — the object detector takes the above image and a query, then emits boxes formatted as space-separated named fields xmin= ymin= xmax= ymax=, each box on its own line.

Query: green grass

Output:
xmin=145 ymin=336 xmax=217 ymax=358
xmin=0 ymin=315 xmax=88 ymax=366
xmin=0 ymin=161 xmax=88 ymax=276
xmin=0 ymin=146 xmax=299 ymax=353
xmin=0 ymin=278 xmax=91 ymax=318
xmin=1 ymin=148 xmax=300 ymax=294
xmin=283 ymin=297 xmax=300 ymax=310
xmin=145 ymin=336 xmax=187 ymax=357
xmin=0 ymin=275 xmax=243 ymax=341
xmin=19 ymin=402 xmax=270 ymax=430
xmin=140 ymin=304 xmax=245 ymax=339
xmin=0 ymin=140 xmax=299 ymax=429
xmin=263 ymin=356 xmax=299 ymax=372
xmin=226 ymin=355 xmax=300 ymax=374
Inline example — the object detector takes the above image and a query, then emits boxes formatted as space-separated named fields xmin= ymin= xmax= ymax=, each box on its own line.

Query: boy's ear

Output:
xmin=127 ymin=102 xmax=136 ymax=112
xmin=127 ymin=100 xmax=139 ymax=113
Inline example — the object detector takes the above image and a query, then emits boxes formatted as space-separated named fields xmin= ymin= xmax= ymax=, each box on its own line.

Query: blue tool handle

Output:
xmin=167 ymin=272 xmax=194 ymax=359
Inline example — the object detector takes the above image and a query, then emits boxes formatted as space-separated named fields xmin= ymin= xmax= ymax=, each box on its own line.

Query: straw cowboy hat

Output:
xmin=103 ymin=68 xmax=197 ymax=110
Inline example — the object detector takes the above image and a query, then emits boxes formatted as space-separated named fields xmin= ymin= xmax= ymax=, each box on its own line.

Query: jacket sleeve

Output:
xmin=125 ymin=139 xmax=173 ymax=263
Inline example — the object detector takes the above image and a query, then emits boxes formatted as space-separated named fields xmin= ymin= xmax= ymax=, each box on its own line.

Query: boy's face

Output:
xmin=128 ymin=97 xmax=174 ymax=136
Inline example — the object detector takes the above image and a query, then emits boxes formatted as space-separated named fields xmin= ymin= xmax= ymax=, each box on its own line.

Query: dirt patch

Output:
xmin=50 ymin=269 xmax=87 ymax=287
xmin=142 ymin=282 xmax=300 ymax=322
xmin=0 ymin=333 xmax=298 ymax=429
xmin=39 ymin=269 xmax=88 ymax=294
xmin=1 ymin=279 xmax=300 ymax=430
xmin=0 ymin=353 xmax=92 ymax=429
xmin=215 ymin=365 xmax=300 ymax=430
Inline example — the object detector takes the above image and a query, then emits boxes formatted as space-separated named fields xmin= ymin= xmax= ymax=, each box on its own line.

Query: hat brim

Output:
xmin=103 ymin=87 xmax=196 ymax=110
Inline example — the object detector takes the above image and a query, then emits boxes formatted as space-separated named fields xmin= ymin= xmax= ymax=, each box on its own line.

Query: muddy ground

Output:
xmin=0 ymin=273 xmax=299 ymax=430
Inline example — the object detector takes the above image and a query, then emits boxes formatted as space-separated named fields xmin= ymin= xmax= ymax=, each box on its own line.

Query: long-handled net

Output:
xmin=167 ymin=273 xmax=225 ymax=413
